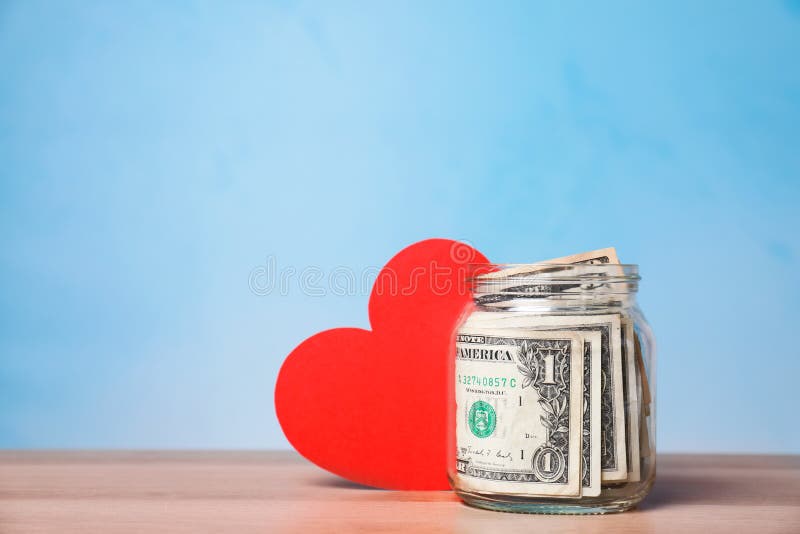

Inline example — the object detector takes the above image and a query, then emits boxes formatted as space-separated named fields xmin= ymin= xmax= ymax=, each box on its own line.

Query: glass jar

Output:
xmin=448 ymin=263 xmax=655 ymax=514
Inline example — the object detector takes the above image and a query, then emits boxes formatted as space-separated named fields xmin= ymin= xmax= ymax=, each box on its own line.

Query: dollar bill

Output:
xmin=462 ymin=312 xmax=628 ymax=483
xmin=621 ymin=318 xmax=641 ymax=482
xmin=454 ymin=329 xmax=584 ymax=496
xmin=478 ymin=247 xmax=620 ymax=280
xmin=639 ymin=375 xmax=652 ymax=460
xmin=580 ymin=331 xmax=602 ymax=496
xmin=635 ymin=331 xmax=653 ymax=459
xmin=542 ymin=247 xmax=620 ymax=266
xmin=634 ymin=331 xmax=652 ymax=415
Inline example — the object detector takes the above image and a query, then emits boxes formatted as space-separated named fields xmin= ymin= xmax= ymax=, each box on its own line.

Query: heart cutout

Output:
xmin=275 ymin=239 xmax=489 ymax=490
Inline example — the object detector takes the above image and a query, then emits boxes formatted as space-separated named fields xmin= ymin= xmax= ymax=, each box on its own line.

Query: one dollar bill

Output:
xmin=454 ymin=329 xmax=585 ymax=497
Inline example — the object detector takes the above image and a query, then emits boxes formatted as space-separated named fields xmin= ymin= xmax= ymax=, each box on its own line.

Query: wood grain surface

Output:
xmin=1 ymin=451 xmax=798 ymax=533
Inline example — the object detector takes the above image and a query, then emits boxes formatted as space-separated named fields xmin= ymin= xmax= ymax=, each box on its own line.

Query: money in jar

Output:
xmin=447 ymin=248 xmax=656 ymax=514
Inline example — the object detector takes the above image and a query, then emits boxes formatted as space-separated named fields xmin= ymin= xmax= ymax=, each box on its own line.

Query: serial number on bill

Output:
xmin=457 ymin=375 xmax=518 ymax=388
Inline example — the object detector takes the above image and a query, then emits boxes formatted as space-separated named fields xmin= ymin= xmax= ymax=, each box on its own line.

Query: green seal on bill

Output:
xmin=468 ymin=400 xmax=496 ymax=438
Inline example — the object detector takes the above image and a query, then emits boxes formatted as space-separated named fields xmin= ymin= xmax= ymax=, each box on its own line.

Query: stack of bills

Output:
xmin=454 ymin=248 xmax=652 ymax=498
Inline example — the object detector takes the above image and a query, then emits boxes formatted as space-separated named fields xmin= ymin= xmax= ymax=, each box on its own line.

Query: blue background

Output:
xmin=1 ymin=1 xmax=798 ymax=453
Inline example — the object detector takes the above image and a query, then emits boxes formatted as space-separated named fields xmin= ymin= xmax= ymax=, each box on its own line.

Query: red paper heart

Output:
xmin=275 ymin=239 xmax=489 ymax=490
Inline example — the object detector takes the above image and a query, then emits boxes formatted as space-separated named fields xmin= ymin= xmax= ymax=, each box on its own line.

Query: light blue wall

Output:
xmin=1 ymin=1 xmax=798 ymax=452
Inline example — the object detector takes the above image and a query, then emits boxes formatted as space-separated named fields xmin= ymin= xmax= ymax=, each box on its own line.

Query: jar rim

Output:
xmin=466 ymin=262 xmax=639 ymax=268
xmin=466 ymin=263 xmax=639 ymax=280
xmin=466 ymin=262 xmax=640 ymax=300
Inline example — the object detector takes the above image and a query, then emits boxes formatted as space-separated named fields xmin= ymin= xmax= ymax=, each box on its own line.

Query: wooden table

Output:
xmin=1 ymin=451 xmax=798 ymax=533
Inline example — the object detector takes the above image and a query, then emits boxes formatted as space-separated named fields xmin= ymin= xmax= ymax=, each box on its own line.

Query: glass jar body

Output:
xmin=448 ymin=267 xmax=656 ymax=514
